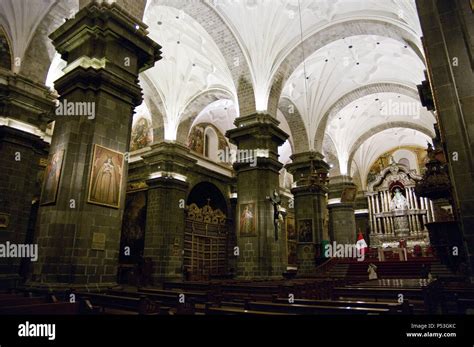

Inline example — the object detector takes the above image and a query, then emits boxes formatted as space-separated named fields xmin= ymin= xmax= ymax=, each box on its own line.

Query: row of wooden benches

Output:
xmin=4 ymin=277 xmax=474 ymax=315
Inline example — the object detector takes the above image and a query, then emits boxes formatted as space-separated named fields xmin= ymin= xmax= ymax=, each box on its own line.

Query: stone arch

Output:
xmin=346 ymin=122 xmax=435 ymax=175
xmin=176 ymin=88 xmax=234 ymax=145
xmin=323 ymin=133 xmax=341 ymax=177
xmin=277 ymin=97 xmax=309 ymax=154
xmin=20 ymin=0 xmax=78 ymax=84
xmin=186 ymin=180 xmax=230 ymax=217
xmin=314 ymin=82 xmax=420 ymax=152
xmin=267 ymin=19 xmax=425 ymax=117
xmin=140 ymin=73 xmax=167 ymax=143
xmin=152 ymin=0 xmax=256 ymax=117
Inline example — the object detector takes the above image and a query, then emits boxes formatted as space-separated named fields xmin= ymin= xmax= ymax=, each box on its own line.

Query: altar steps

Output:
xmin=326 ymin=259 xmax=455 ymax=280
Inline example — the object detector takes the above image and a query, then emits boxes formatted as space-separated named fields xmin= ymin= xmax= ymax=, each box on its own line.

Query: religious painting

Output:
xmin=130 ymin=117 xmax=152 ymax=152
xmin=0 ymin=213 xmax=10 ymax=228
xmin=239 ymin=203 xmax=256 ymax=237
xmin=187 ymin=125 xmax=205 ymax=154
xmin=87 ymin=144 xmax=124 ymax=208
xmin=298 ymin=219 xmax=313 ymax=243
xmin=341 ymin=187 xmax=357 ymax=203
xmin=287 ymin=242 xmax=297 ymax=266
xmin=187 ymin=123 xmax=229 ymax=156
xmin=286 ymin=214 xmax=296 ymax=241
xmin=40 ymin=149 xmax=64 ymax=205
xmin=120 ymin=191 xmax=147 ymax=263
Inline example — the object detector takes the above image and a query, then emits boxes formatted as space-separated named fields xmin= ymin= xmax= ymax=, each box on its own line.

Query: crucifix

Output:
xmin=266 ymin=189 xmax=283 ymax=241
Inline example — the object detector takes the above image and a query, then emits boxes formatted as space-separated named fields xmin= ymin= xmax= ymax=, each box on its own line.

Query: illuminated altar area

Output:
xmin=366 ymin=163 xmax=433 ymax=247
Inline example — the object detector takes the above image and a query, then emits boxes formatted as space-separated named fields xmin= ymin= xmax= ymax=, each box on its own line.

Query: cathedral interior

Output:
xmin=0 ymin=0 xmax=474 ymax=325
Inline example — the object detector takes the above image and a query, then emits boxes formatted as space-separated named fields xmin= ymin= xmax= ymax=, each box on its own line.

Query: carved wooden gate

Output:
xmin=184 ymin=203 xmax=228 ymax=280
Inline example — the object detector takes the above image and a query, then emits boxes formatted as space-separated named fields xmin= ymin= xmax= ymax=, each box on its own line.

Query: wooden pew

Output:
xmin=273 ymin=298 xmax=413 ymax=314
xmin=332 ymin=286 xmax=423 ymax=302
xmin=205 ymin=306 xmax=295 ymax=316
xmin=139 ymin=288 xmax=209 ymax=303
xmin=0 ymin=296 xmax=48 ymax=307
xmin=77 ymin=292 xmax=160 ymax=315
xmin=245 ymin=301 xmax=391 ymax=315
xmin=0 ymin=302 xmax=80 ymax=315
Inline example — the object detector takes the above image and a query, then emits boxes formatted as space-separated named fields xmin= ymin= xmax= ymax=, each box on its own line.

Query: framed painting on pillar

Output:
xmin=341 ymin=187 xmax=357 ymax=203
xmin=286 ymin=214 xmax=296 ymax=241
xmin=298 ymin=219 xmax=313 ymax=243
xmin=239 ymin=202 xmax=256 ymax=237
xmin=87 ymin=144 xmax=124 ymax=209
xmin=40 ymin=149 xmax=65 ymax=205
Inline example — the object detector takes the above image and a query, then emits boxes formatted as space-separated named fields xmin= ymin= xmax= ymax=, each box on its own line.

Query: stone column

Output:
xmin=0 ymin=70 xmax=55 ymax=288
xmin=286 ymin=152 xmax=329 ymax=275
xmin=327 ymin=175 xmax=357 ymax=244
xmin=0 ymin=127 xmax=50 ymax=288
xmin=417 ymin=0 xmax=474 ymax=279
xmin=31 ymin=2 xmax=161 ymax=288
xmin=430 ymin=200 xmax=436 ymax=222
xmin=406 ymin=187 xmax=413 ymax=209
xmin=375 ymin=194 xmax=382 ymax=234
xmin=142 ymin=142 xmax=196 ymax=283
xmin=367 ymin=194 xmax=375 ymax=235
xmin=227 ymin=113 xmax=288 ymax=279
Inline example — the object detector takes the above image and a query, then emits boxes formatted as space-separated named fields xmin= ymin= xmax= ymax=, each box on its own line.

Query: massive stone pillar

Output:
xmin=416 ymin=0 xmax=474 ymax=279
xmin=327 ymin=175 xmax=357 ymax=244
xmin=142 ymin=142 xmax=196 ymax=283
xmin=31 ymin=2 xmax=161 ymax=288
xmin=0 ymin=71 xmax=55 ymax=288
xmin=285 ymin=152 xmax=329 ymax=274
xmin=226 ymin=114 xmax=288 ymax=279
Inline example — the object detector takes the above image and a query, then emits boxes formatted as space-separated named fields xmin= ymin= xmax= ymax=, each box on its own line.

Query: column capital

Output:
xmin=286 ymin=151 xmax=329 ymax=192
xmin=226 ymin=113 xmax=288 ymax=172
xmin=49 ymin=2 xmax=162 ymax=107
xmin=142 ymin=141 xmax=197 ymax=179
xmin=0 ymin=69 xmax=56 ymax=128
xmin=226 ymin=114 xmax=288 ymax=150
xmin=50 ymin=2 xmax=161 ymax=74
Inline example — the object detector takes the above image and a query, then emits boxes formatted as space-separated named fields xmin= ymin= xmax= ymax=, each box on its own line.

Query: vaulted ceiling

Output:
xmin=1 ymin=0 xmax=435 ymax=190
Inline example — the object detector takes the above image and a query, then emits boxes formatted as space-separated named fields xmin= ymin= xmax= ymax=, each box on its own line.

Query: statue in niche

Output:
xmin=390 ymin=187 xmax=410 ymax=235
xmin=267 ymin=189 xmax=283 ymax=241
xmin=390 ymin=188 xmax=409 ymax=210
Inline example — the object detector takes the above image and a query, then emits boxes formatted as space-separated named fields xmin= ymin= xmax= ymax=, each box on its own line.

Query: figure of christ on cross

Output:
xmin=266 ymin=189 xmax=284 ymax=241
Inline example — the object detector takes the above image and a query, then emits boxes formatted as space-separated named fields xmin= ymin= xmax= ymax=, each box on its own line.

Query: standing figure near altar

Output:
xmin=390 ymin=188 xmax=409 ymax=210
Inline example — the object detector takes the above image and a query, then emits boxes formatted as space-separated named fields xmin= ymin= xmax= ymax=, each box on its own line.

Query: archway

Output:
xmin=184 ymin=182 xmax=229 ymax=280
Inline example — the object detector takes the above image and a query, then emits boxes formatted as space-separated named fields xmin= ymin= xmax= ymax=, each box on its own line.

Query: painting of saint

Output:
xmin=239 ymin=203 xmax=256 ymax=236
xmin=130 ymin=117 xmax=152 ymax=152
xmin=298 ymin=219 xmax=313 ymax=243
xmin=41 ymin=150 xmax=64 ymax=205
xmin=88 ymin=144 xmax=124 ymax=208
